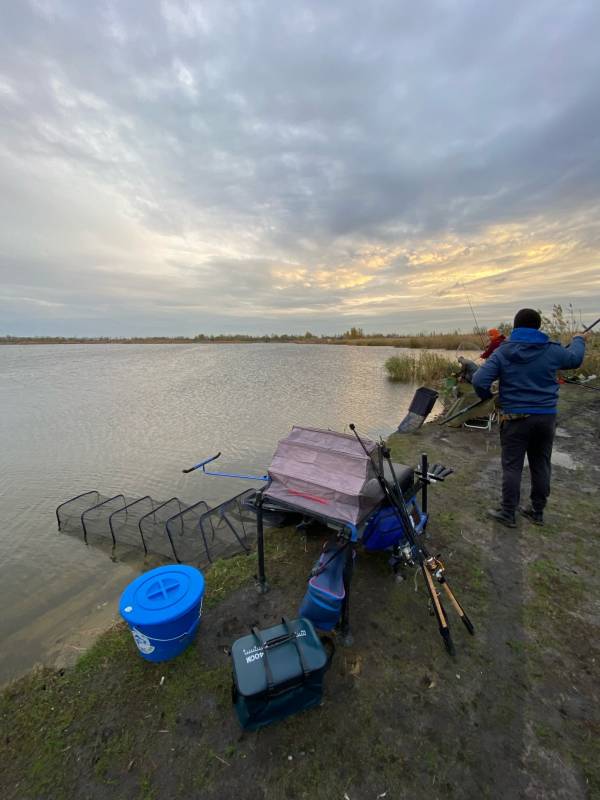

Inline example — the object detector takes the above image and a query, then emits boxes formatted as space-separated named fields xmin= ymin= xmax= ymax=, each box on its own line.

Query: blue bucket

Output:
xmin=119 ymin=565 xmax=205 ymax=662
xmin=299 ymin=547 xmax=346 ymax=631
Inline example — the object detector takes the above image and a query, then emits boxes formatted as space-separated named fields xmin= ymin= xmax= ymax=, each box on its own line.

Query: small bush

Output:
xmin=385 ymin=354 xmax=415 ymax=382
xmin=385 ymin=351 xmax=454 ymax=383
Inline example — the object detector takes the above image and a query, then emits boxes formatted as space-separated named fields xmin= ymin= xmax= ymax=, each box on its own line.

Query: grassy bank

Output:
xmin=2 ymin=386 xmax=600 ymax=799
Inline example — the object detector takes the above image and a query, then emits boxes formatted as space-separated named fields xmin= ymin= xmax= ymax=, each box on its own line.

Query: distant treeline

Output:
xmin=0 ymin=329 xmax=483 ymax=349
xmin=0 ymin=336 xmax=196 ymax=345
xmin=3 ymin=306 xmax=595 ymax=351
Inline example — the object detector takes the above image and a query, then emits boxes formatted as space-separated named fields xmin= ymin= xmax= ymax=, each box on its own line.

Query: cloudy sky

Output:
xmin=1 ymin=0 xmax=599 ymax=336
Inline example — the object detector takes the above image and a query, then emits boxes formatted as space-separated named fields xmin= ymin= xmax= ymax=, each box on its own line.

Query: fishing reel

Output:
xmin=388 ymin=541 xmax=419 ymax=576
xmin=425 ymin=554 xmax=446 ymax=582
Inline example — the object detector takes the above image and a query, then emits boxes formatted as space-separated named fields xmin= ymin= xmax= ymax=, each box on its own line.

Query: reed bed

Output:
xmin=580 ymin=348 xmax=600 ymax=377
xmin=385 ymin=351 xmax=455 ymax=383
xmin=339 ymin=333 xmax=481 ymax=349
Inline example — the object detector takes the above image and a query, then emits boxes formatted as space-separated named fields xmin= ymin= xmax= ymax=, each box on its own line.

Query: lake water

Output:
xmin=0 ymin=342 xmax=447 ymax=683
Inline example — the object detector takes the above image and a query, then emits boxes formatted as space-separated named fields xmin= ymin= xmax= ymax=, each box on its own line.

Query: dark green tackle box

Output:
xmin=231 ymin=617 xmax=331 ymax=731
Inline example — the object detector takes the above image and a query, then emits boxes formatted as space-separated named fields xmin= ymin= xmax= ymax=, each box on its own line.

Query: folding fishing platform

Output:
xmin=183 ymin=425 xmax=472 ymax=654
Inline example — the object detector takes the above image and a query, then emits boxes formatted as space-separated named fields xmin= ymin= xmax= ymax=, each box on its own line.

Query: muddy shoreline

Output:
xmin=2 ymin=385 xmax=599 ymax=800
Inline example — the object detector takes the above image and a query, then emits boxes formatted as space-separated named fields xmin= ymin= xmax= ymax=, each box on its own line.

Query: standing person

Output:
xmin=480 ymin=328 xmax=506 ymax=359
xmin=472 ymin=308 xmax=587 ymax=528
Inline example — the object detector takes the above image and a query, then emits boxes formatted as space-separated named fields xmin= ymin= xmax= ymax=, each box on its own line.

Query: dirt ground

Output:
xmin=2 ymin=384 xmax=599 ymax=800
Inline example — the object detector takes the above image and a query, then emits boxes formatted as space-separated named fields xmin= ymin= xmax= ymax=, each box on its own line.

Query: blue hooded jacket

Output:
xmin=471 ymin=328 xmax=586 ymax=414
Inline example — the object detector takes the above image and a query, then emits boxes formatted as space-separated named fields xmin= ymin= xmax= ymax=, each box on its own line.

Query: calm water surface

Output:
xmin=0 ymin=343 xmax=444 ymax=682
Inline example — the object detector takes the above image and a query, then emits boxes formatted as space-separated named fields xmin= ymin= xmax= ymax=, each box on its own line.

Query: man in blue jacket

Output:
xmin=472 ymin=308 xmax=587 ymax=528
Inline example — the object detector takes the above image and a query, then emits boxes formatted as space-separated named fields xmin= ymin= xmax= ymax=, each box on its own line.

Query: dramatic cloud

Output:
xmin=1 ymin=0 xmax=599 ymax=335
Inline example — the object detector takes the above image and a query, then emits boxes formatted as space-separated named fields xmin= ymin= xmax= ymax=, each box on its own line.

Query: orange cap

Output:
xmin=488 ymin=328 xmax=500 ymax=338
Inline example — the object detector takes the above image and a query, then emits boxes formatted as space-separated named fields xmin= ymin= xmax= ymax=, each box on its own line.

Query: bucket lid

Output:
xmin=119 ymin=565 xmax=205 ymax=627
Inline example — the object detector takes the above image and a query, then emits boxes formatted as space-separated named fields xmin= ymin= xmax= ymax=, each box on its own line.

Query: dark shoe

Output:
xmin=486 ymin=508 xmax=517 ymax=528
xmin=519 ymin=506 xmax=544 ymax=526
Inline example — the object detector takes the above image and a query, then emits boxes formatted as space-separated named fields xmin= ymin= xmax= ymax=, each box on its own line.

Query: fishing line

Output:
xmin=461 ymin=281 xmax=486 ymax=349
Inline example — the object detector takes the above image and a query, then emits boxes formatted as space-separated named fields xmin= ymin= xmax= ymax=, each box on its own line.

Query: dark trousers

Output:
xmin=500 ymin=414 xmax=556 ymax=513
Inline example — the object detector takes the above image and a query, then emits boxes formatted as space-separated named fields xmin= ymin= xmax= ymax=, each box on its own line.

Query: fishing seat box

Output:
xmin=231 ymin=617 xmax=331 ymax=731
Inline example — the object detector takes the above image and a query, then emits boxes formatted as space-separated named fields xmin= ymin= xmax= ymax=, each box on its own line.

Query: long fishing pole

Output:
xmin=582 ymin=316 xmax=600 ymax=333
xmin=440 ymin=393 xmax=498 ymax=425
xmin=461 ymin=282 xmax=486 ymax=349
xmin=562 ymin=378 xmax=600 ymax=393
xmin=381 ymin=442 xmax=474 ymax=636
xmin=348 ymin=424 xmax=455 ymax=654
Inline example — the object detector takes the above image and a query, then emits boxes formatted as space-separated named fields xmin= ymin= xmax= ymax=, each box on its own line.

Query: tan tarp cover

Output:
xmin=264 ymin=426 xmax=384 ymax=525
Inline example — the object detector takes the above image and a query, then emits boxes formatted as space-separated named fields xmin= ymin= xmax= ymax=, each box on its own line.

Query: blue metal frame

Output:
xmin=184 ymin=452 xmax=269 ymax=482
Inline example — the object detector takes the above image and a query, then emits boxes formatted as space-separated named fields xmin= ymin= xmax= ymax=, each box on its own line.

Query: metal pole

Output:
xmin=339 ymin=541 xmax=354 ymax=645
xmin=421 ymin=453 xmax=428 ymax=515
xmin=255 ymin=490 xmax=269 ymax=593
xmin=440 ymin=394 xmax=497 ymax=425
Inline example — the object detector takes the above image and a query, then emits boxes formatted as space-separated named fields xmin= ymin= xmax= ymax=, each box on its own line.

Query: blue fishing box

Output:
xmin=231 ymin=617 xmax=331 ymax=731
xmin=119 ymin=565 xmax=205 ymax=662
xmin=362 ymin=502 xmax=427 ymax=552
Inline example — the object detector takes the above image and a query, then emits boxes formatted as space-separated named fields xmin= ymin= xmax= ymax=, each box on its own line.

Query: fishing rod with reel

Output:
xmin=384 ymin=446 xmax=474 ymax=634
xmin=349 ymin=424 xmax=474 ymax=655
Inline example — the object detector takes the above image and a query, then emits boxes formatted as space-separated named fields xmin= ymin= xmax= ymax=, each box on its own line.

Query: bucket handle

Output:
xmin=132 ymin=599 xmax=203 ymax=643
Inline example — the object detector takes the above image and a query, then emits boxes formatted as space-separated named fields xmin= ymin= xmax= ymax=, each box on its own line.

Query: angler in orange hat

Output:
xmin=480 ymin=327 xmax=506 ymax=359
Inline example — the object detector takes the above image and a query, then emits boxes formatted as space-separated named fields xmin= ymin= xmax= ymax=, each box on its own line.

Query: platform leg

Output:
xmin=255 ymin=492 xmax=269 ymax=594
xmin=421 ymin=452 xmax=429 ymax=515
xmin=338 ymin=542 xmax=354 ymax=645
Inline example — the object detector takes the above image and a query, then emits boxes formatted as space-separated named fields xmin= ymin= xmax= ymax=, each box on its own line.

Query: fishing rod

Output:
xmin=461 ymin=282 xmax=486 ymax=349
xmin=348 ymin=425 xmax=452 ymax=654
xmin=562 ymin=377 xmax=600 ymax=393
xmin=381 ymin=444 xmax=473 ymax=635
xmin=349 ymin=424 xmax=474 ymax=654
xmin=440 ymin=393 xmax=498 ymax=425
xmin=582 ymin=316 xmax=600 ymax=333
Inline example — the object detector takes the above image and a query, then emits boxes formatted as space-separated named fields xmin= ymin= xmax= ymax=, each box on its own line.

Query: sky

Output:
xmin=1 ymin=0 xmax=599 ymax=337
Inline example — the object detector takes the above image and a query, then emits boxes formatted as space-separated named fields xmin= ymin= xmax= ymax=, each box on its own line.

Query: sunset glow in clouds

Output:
xmin=1 ymin=0 xmax=599 ymax=335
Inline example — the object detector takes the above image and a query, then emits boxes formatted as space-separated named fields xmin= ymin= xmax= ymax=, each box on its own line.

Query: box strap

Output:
xmin=251 ymin=617 xmax=309 ymax=693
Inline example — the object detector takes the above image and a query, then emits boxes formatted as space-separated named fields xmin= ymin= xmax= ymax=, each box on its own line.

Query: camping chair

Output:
xmin=463 ymin=408 xmax=497 ymax=432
